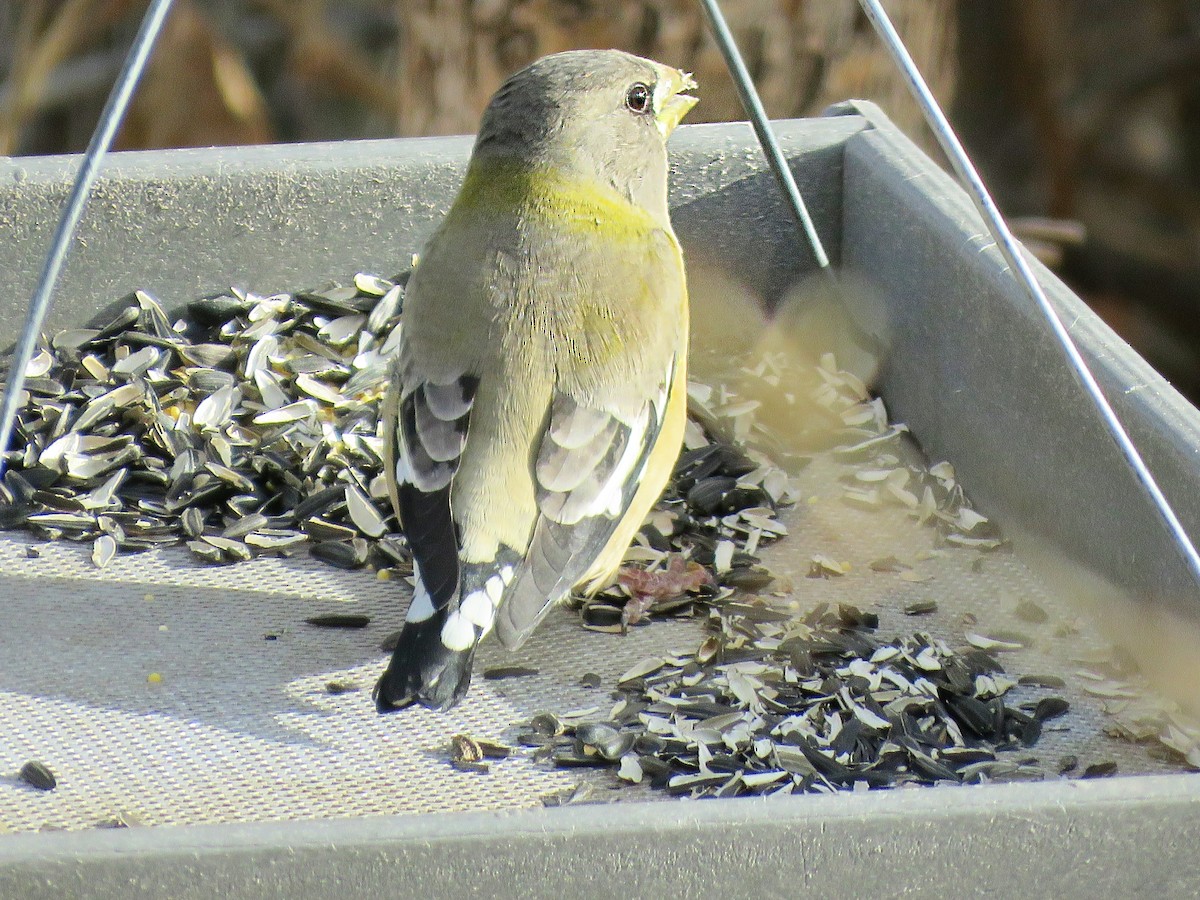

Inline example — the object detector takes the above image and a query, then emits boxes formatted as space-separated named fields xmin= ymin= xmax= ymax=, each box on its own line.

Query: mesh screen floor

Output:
xmin=0 ymin=453 xmax=1186 ymax=833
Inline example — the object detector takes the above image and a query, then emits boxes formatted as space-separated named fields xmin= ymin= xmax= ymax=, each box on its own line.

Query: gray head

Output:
xmin=470 ymin=50 xmax=697 ymax=218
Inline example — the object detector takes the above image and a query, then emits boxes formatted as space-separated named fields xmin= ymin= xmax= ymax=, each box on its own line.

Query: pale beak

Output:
xmin=654 ymin=70 xmax=698 ymax=138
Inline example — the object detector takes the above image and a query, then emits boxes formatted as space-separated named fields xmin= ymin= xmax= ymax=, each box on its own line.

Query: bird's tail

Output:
xmin=374 ymin=615 xmax=477 ymax=712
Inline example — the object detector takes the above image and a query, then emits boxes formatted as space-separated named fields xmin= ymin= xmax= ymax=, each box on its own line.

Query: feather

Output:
xmin=493 ymin=376 xmax=673 ymax=650
xmin=535 ymin=412 xmax=621 ymax=493
xmin=375 ymin=372 xmax=478 ymax=712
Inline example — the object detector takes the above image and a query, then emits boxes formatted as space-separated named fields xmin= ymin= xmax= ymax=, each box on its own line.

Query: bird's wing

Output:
xmin=376 ymin=342 xmax=486 ymax=710
xmin=383 ymin=347 xmax=478 ymax=623
xmin=491 ymin=354 xmax=680 ymax=650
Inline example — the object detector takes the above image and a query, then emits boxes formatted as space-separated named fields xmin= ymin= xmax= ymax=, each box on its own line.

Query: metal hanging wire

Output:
xmin=0 ymin=0 xmax=177 ymax=479
xmin=696 ymin=0 xmax=831 ymax=271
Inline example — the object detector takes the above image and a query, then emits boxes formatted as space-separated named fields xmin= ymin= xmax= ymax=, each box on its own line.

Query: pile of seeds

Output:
xmin=0 ymin=276 xmax=407 ymax=570
xmin=0 ymin=269 xmax=989 ymax=598
xmin=579 ymin=342 xmax=1007 ymax=632
xmin=1073 ymin=644 xmax=1200 ymax=769
xmin=521 ymin=601 xmax=1087 ymax=798
xmin=513 ymin=345 xmax=1140 ymax=797
xmin=0 ymin=274 xmax=812 ymax=591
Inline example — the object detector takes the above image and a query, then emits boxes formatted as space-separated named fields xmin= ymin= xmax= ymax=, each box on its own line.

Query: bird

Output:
xmin=374 ymin=49 xmax=697 ymax=712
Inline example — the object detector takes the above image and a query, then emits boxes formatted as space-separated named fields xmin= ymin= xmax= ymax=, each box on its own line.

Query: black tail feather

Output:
xmin=374 ymin=617 xmax=476 ymax=712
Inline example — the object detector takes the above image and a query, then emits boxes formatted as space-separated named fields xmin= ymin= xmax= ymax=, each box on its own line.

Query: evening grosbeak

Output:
xmin=375 ymin=49 xmax=696 ymax=711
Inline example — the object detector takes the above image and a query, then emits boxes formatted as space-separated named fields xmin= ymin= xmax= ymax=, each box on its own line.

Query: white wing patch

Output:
xmin=422 ymin=380 xmax=473 ymax=420
xmin=547 ymin=404 xmax=612 ymax=449
xmin=459 ymin=590 xmax=494 ymax=628
xmin=440 ymin=612 xmax=476 ymax=651
xmin=383 ymin=361 xmax=480 ymax=646
xmin=393 ymin=449 xmax=413 ymax=486
xmin=485 ymin=575 xmax=504 ymax=603
xmin=534 ymin=394 xmax=653 ymax=527
xmin=413 ymin=390 xmax=466 ymax=463
xmin=406 ymin=563 xmax=436 ymax=622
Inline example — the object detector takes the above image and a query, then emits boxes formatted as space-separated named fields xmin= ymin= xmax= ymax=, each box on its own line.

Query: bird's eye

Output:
xmin=625 ymin=82 xmax=652 ymax=114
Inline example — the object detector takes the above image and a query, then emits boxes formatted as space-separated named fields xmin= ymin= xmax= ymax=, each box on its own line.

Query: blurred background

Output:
xmin=2 ymin=0 xmax=1199 ymax=401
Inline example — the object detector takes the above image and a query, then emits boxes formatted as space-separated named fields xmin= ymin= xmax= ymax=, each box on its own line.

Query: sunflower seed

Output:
xmin=222 ymin=512 xmax=268 ymax=539
xmin=966 ymin=633 xmax=1026 ymax=652
xmin=309 ymin=540 xmax=366 ymax=569
xmin=302 ymin=518 xmax=357 ymax=542
xmin=617 ymin=755 xmax=643 ymax=783
xmin=904 ymin=600 xmax=938 ymax=616
xmin=1033 ymin=697 xmax=1070 ymax=721
xmin=54 ymin=328 xmax=100 ymax=350
xmin=253 ymin=400 xmax=317 ymax=425
xmin=482 ymin=666 xmax=539 ymax=680
xmin=345 ymin=483 xmax=386 ymax=537
xmin=305 ymin=613 xmax=370 ymax=629
xmin=187 ymin=294 xmax=247 ymax=325
xmin=73 ymin=383 xmax=145 ymax=431
xmin=618 ymin=657 xmax=665 ymax=684
xmin=187 ymin=368 xmax=237 ymax=394
xmin=354 ymin=272 xmax=394 ymax=298
xmin=18 ymin=760 xmax=57 ymax=791
xmin=28 ymin=512 xmax=95 ymax=531
xmin=318 ymin=314 xmax=366 ymax=347
xmin=243 ymin=530 xmax=307 ymax=551
xmin=206 ymin=462 xmax=255 ymax=493
xmin=91 ymin=534 xmax=117 ymax=569
xmin=367 ymin=284 xmax=404 ymax=334
xmin=199 ymin=535 xmax=252 ymax=561
xmin=295 ymin=374 xmax=343 ymax=405
xmin=80 ymin=354 xmax=110 ymax=381
xmin=24 ymin=349 xmax=54 ymax=378
xmin=193 ymin=385 xmax=240 ymax=430
xmin=1019 ymin=674 xmax=1067 ymax=688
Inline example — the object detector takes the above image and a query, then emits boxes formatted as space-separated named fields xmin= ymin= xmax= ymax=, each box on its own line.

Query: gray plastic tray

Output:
xmin=1 ymin=104 xmax=1199 ymax=896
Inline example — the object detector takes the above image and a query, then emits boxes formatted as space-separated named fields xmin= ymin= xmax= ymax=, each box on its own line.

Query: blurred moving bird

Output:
xmin=375 ymin=49 xmax=697 ymax=711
